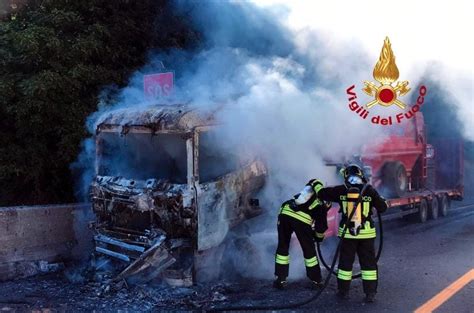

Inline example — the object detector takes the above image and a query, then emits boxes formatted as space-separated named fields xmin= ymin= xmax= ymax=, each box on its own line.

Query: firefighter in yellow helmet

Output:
xmin=315 ymin=164 xmax=387 ymax=303
xmin=274 ymin=180 xmax=330 ymax=289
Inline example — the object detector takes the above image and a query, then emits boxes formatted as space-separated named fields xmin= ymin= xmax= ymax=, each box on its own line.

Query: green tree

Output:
xmin=0 ymin=0 xmax=198 ymax=205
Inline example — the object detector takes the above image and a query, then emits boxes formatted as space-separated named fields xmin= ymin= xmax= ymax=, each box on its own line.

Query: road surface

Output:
xmin=0 ymin=202 xmax=472 ymax=312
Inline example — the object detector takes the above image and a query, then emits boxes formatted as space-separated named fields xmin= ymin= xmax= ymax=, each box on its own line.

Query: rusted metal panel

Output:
xmin=197 ymin=160 xmax=266 ymax=251
xmin=96 ymin=104 xmax=220 ymax=133
xmin=186 ymin=137 xmax=195 ymax=186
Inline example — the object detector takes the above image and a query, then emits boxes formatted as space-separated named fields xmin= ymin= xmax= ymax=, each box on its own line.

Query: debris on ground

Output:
xmin=0 ymin=271 xmax=331 ymax=312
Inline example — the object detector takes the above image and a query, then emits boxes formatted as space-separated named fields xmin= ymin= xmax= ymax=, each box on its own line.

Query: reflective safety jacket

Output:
xmin=317 ymin=184 xmax=387 ymax=239
xmin=279 ymin=182 xmax=328 ymax=235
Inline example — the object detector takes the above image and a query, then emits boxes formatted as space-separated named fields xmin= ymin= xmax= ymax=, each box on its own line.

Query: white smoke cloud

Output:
xmin=254 ymin=0 xmax=474 ymax=141
xmin=75 ymin=0 xmax=473 ymax=279
xmin=210 ymin=53 xmax=388 ymax=207
xmin=81 ymin=43 xmax=389 ymax=204
xmin=74 ymin=0 xmax=386 ymax=252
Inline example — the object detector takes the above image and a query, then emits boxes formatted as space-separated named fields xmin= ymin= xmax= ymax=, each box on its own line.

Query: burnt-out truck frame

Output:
xmin=90 ymin=104 xmax=266 ymax=285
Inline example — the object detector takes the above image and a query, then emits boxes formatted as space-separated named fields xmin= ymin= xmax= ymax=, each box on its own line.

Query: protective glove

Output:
xmin=314 ymin=231 xmax=325 ymax=243
xmin=307 ymin=179 xmax=324 ymax=193
xmin=323 ymin=200 xmax=332 ymax=212
xmin=338 ymin=166 xmax=346 ymax=178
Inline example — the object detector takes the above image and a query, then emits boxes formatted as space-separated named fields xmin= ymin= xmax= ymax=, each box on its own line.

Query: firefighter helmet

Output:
xmin=344 ymin=164 xmax=367 ymax=185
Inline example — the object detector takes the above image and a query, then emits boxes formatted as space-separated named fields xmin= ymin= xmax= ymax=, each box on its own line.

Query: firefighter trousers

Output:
xmin=274 ymin=214 xmax=321 ymax=282
xmin=337 ymin=238 xmax=378 ymax=294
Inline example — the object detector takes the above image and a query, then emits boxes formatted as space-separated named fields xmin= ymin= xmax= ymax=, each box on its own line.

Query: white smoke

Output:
xmin=72 ymin=1 xmax=413 ymax=279
xmin=81 ymin=47 xmax=390 ymax=204
xmin=255 ymin=0 xmax=474 ymax=142
xmin=425 ymin=65 xmax=474 ymax=141
xmin=211 ymin=54 xmax=388 ymax=207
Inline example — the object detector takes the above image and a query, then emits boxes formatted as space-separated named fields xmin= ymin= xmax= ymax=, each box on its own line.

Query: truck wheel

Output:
xmin=382 ymin=162 xmax=408 ymax=198
xmin=440 ymin=194 xmax=450 ymax=217
xmin=429 ymin=196 xmax=439 ymax=220
xmin=418 ymin=198 xmax=428 ymax=223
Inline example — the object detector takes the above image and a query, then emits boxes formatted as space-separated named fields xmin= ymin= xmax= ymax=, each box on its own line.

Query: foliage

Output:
xmin=0 ymin=0 xmax=198 ymax=205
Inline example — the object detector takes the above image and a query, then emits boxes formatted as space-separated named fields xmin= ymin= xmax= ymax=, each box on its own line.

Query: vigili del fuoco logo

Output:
xmin=346 ymin=37 xmax=427 ymax=125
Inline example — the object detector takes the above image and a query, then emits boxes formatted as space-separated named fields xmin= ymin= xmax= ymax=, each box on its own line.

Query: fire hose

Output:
xmin=207 ymin=183 xmax=384 ymax=312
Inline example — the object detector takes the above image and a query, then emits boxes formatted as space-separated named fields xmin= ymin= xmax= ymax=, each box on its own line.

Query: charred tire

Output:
xmin=429 ymin=196 xmax=439 ymax=220
xmin=440 ymin=194 xmax=450 ymax=217
xmin=382 ymin=162 xmax=407 ymax=198
xmin=418 ymin=198 xmax=428 ymax=223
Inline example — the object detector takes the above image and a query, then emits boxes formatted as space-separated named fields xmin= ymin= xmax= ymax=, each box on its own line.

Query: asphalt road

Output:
xmin=205 ymin=202 xmax=474 ymax=313
xmin=0 ymin=202 xmax=473 ymax=312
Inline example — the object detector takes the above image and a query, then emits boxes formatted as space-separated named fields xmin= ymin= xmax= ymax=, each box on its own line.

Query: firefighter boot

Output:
xmin=365 ymin=292 xmax=376 ymax=303
xmin=273 ymin=277 xmax=287 ymax=290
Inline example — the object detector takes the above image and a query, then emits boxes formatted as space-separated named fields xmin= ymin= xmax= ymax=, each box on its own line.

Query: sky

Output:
xmin=253 ymin=0 xmax=472 ymax=73
xmin=252 ymin=0 xmax=473 ymax=140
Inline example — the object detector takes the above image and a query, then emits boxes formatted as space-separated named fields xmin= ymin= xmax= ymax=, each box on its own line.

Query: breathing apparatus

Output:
xmin=294 ymin=185 xmax=315 ymax=205
xmin=346 ymin=187 xmax=363 ymax=236
xmin=290 ymin=180 xmax=321 ymax=211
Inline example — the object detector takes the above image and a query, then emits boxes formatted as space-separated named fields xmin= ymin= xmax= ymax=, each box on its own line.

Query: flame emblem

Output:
xmin=363 ymin=37 xmax=410 ymax=109
xmin=373 ymin=37 xmax=399 ymax=84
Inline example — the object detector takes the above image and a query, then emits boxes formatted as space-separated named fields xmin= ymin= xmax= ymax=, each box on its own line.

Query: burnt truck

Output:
xmin=89 ymin=104 xmax=266 ymax=285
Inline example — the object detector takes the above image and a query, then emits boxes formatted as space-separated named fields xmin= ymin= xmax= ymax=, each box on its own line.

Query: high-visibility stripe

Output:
xmin=315 ymin=232 xmax=325 ymax=238
xmin=338 ymin=231 xmax=376 ymax=239
xmin=339 ymin=226 xmax=376 ymax=234
xmin=275 ymin=254 xmax=290 ymax=265
xmin=342 ymin=201 xmax=347 ymax=214
xmin=363 ymin=201 xmax=370 ymax=217
xmin=304 ymin=256 xmax=318 ymax=267
xmin=281 ymin=209 xmax=312 ymax=225
xmin=309 ymin=199 xmax=321 ymax=210
xmin=280 ymin=207 xmax=312 ymax=225
xmin=338 ymin=225 xmax=376 ymax=239
xmin=337 ymin=269 xmax=352 ymax=280
xmin=361 ymin=270 xmax=377 ymax=280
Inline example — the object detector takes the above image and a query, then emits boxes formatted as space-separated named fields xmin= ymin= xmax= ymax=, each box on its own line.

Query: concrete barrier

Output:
xmin=0 ymin=203 xmax=93 ymax=281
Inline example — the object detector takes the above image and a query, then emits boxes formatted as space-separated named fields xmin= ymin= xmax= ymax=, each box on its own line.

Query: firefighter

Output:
xmin=315 ymin=164 xmax=387 ymax=303
xmin=274 ymin=180 xmax=329 ymax=289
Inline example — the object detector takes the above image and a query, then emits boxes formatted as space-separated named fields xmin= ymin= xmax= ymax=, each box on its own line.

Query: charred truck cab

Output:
xmin=90 ymin=104 xmax=266 ymax=285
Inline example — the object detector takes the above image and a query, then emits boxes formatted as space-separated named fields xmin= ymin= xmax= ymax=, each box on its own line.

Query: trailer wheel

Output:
xmin=418 ymin=198 xmax=428 ymax=223
xmin=440 ymin=194 xmax=450 ymax=217
xmin=382 ymin=162 xmax=407 ymax=198
xmin=429 ymin=196 xmax=439 ymax=220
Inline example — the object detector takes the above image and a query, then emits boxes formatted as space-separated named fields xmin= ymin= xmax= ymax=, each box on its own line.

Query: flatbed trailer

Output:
xmin=325 ymin=127 xmax=464 ymax=235
xmin=326 ymin=187 xmax=464 ymax=237
xmin=384 ymin=188 xmax=463 ymax=221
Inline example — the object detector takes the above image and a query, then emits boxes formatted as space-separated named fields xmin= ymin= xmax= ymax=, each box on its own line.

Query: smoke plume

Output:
xmin=76 ymin=1 xmax=389 ymax=201
xmin=73 ymin=1 xmax=472 ymax=279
